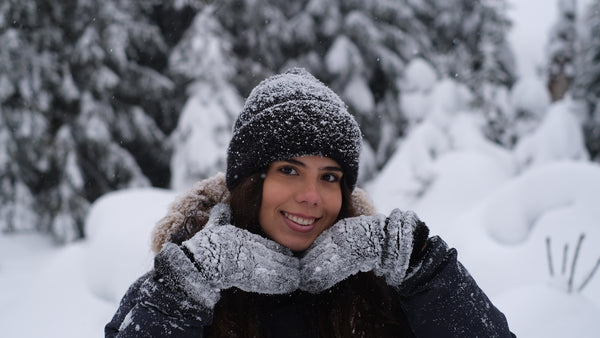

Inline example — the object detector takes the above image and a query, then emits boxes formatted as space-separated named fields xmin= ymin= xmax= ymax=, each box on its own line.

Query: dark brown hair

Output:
xmin=201 ymin=170 xmax=415 ymax=337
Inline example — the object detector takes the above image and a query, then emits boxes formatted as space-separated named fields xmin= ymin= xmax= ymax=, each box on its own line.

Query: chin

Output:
xmin=279 ymin=237 xmax=313 ymax=253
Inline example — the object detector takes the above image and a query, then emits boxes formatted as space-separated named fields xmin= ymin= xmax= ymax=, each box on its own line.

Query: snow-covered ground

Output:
xmin=0 ymin=188 xmax=176 ymax=338
xmin=2 ymin=1 xmax=600 ymax=337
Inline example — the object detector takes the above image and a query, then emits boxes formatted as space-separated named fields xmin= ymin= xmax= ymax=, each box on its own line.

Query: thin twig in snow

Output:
xmin=568 ymin=234 xmax=585 ymax=293
xmin=546 ymin=237 xmax=554 ymax=276
xmin=578 ymin=258 xmax=600 ymax=293
xmin=562 ymin=243 xmax=569 ymax=275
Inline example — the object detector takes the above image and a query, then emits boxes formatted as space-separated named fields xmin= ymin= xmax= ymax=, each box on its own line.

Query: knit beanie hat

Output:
xmin=226 ymin=67 xmax=362 ymax=191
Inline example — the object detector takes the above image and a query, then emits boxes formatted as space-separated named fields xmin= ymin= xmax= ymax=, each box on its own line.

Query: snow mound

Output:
xmin=494 ymin=284 xmax=600 ymax=338
xmin=478 ymin=162 xmax=600 ymax=245
xmin=84 ymin=187 xmax=177 ymax=304
xmin=515 ymin=99 xmax=589 ymax=169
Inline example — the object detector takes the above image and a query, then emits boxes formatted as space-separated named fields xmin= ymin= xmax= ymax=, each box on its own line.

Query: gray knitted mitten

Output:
xmin=155 ymin=203 xmax=300 ymax=308
xmin=300 ymin=209 xmax=420 ymax=293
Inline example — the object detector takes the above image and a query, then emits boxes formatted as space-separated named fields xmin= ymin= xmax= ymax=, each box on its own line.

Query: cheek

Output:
xmin=324 ymin=188 xmax=343 ymax=220
xmin=258 ymin=196 xmax=274 ymax=237
xmin=259 ymin=177 xmax=284 ymax=222
xmin=260 ymin=180 xmax=275 ymax=209
xmin=258 ymin=188 xmax=272 ymax=224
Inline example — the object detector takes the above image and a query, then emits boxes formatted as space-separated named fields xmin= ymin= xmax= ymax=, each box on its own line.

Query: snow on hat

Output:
xmin=226 ymin=67 xmax=362 ymax=191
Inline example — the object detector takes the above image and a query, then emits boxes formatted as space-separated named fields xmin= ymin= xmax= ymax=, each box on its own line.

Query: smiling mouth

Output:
xmin=282 ymin=211 xmax=317 ymax=226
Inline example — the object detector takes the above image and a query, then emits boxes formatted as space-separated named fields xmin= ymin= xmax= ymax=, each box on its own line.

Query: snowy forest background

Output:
xmin=4 ymin=0 xmax=600 ymax=243
xmin=1 ymin=0 xmax=600 ymax=337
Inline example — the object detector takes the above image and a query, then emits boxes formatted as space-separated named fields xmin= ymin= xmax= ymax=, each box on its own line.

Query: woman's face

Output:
xmin=259 ymin=156 xmax=343 ymax=251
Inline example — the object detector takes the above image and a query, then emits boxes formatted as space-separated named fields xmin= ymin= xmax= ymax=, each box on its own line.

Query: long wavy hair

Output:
xmin=187 ymin=170 xmax=415 ymax=337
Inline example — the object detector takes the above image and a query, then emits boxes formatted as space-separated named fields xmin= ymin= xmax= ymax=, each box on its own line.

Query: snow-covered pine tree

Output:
xmin=547 ymin=0 xmax=577 ymax=102
xmin=411 ymin=0 xmax=517 ymax=146
xmin=474 ymin=0 xmax=518 ymax=147
xmin=0 ymin=0 xmax=193 ymax=242
xmin=573 ymin=0 xmax=600 ymax=162
xmin=472 ymin=0 xmax=516 ymax=90
xmin=412 ymin=0 xmax=515 ymax=91
xmin=168 ymin=5 xmax=243 ymax=191
xmin=322 ymin=0 xmax=426 ymax=165
xmin=0 ymin=1 xmax=75 ymax=238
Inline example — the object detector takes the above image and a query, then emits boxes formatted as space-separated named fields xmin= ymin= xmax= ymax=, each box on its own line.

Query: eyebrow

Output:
xmin=282 ymin=159 xmax=343 ymax=172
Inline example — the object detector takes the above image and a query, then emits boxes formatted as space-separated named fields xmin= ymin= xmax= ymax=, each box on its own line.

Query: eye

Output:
xmin=278 ymin=166 xmax=298 ymax=176
xmin=321 ymin=172 xmax=340 ymax=183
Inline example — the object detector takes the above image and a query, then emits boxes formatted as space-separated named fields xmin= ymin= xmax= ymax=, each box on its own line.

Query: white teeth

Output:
xmin=283 ymin=212 xmax=316 ymax=226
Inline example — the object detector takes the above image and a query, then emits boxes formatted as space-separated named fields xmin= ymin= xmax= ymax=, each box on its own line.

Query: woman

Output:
xmin=106 ymin=68 xmax=514 ymax=337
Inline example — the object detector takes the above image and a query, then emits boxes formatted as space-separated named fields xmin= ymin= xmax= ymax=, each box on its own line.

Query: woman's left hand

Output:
xmin=299 ymin=209 xmax=425 ymax=293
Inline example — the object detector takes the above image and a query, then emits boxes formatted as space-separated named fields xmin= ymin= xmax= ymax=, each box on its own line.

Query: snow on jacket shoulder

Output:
xmin=104 ymin=271 xmax=210 ymax=337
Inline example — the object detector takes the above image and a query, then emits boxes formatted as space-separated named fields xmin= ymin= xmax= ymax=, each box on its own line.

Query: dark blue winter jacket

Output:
xmin=105 ymin=236 xmax=514 ymax=337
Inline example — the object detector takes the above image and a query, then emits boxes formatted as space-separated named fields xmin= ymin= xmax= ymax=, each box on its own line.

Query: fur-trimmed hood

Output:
xmin=150 ymin=173 xmax=377 ymax=253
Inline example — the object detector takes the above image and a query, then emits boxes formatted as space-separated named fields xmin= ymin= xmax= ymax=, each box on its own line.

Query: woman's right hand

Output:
xmin=154 ymin=204 xmax=300 ymax=307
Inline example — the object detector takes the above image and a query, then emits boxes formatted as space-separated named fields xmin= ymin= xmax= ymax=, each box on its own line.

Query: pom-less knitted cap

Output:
xmin=226 ymin=68 xmax=362 ymax=191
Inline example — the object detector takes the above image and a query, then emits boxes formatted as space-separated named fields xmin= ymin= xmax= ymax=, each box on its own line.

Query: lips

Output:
xmin=281 ymin=211 xmax=319 ymax=233
xmin=282 ymin=211 xmax=316 ymax=225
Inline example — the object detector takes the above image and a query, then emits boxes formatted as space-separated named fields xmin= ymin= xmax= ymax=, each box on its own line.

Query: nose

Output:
xmin=294 ymin=180 xmax=321 ymax=206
